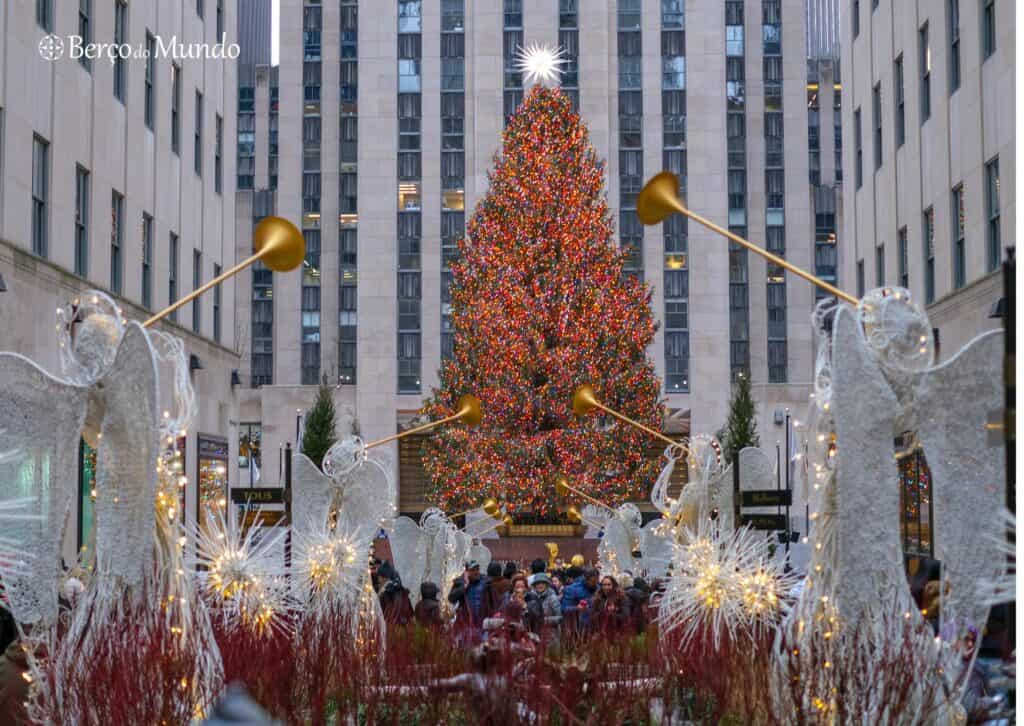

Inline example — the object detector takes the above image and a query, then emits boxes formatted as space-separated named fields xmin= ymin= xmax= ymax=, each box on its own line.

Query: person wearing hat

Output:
xmin=448 ymin=560 xmax=489 ymax=634
xmin=529 ymin=573 xmax=562 ymax=634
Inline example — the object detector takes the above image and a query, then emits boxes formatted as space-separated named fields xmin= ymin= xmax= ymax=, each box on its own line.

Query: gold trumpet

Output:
xmin=636 ymin=172 xmax=857 ymax=305
xmin=545 ymin=542 xmax=559 ymax=570
xmin=144 ymin=217 xmax=306 ymax=328
xmin=555 ymin=475 xmax=615 ymax=513
xmin=363 ymin=394 xmax=482 ymax=450
xmin=572 ymin=385 xmax=687 ymax=455
xmin=450 ymin=498 xmax=500 ymax=520
xmin=472 ymin=514 xmax=514 ymax=537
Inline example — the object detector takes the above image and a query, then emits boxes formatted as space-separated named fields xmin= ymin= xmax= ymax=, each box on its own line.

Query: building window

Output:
xmin=171 ymin=64 xmax=181 ymax=154
xmin=74 ymin=165 xmax=89 ymax=276
xmin=31 ymin=135 xmax=49 ymax=258
xmin=216 ymin=0 xmax=223 ymax=38
xmin=213 ymin=263 xmax=221 ymax=343
xmin=36 ymin=0 xmax=53 ymax=31
xmin=194 ymin=91 xmax=203 ymax=176
xmin=79 ymin=0 xmax=93 ymax=70
xmin=898 ymin=227 xmax=909 ymax=287
xmin=214 ymin=115 xmax=223 ymax=193
xmin=852 ymin=0 xmax=860 ymax=38
xmin=947 ymin=0 xmax=960 ymax=92
xmin=399 ymin=0 xmax=422 ymax=33
xmin=894 ymin=55 xmax=905 ymax=148
xmin=875 ymin=243 xmax=885 ymax=287
xmin=192 ymin=250 xmax=202 ymax=333
xmin=919 ymin=24 xmax=931 ymax=123
xmin=985 ymin=158 xmax=1000 ymax=271
xmin=196 ymin=0 xmax=204 ymax=17
xmin=856 ymin=259 xmax=865 ymax=297
xmin=854 ymin=108 xmax=863 ymax=189
xmin=142 ymin=213 xmax=153 ymax=309
xmin=169 ymin=233 xmax=179 ymax=322
xmin=144 ymin=33 xmax=156 ymax=128
xmin=872 ymin=83 xmax=882 ymax=170
xmin=982 ymin=0 xmax=996 ymax=59
xmin=951 ymin=184 xmax=966 ymax=288
xmin=113 ymin=1 xmax=127 ymax=102
xmin=923 ymin=207 xmax=935 ymax=303
xmin=110 ymin=191 xmax=124 ymax=295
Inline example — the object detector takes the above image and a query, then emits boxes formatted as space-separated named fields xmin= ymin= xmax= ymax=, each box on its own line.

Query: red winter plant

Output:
xmin=421 ymin=86 xmax=663 ymax=516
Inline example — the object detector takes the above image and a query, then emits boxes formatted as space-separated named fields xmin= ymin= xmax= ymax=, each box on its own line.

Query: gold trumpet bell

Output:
xmin=254 ymin=216 xmax=306 ymax=272
xmin=636 ymin=171 xmax=686 ymax=225
xmin=555 ymin=476 xmax=570 ymax=497
xmin=566 ymin=505 xmax=582 ymax=524
xmin=482 ymin=498 xmax=500 ymax=518
xmin=501 ymin=514 xmax=514 ymax=527
xmin=457 ymin=394 xmax=483 ymax=427
xmin=572 ymin=385 xmax=599 ymax=418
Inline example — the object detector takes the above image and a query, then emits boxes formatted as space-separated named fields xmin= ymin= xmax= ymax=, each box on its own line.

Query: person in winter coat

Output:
xmin=376 ymin=561 xmax=414 ymax=626
xmin=0 ymin=634 xmax=30 ymax=726
xmin=561 ymin=567 xmax=598 ymax=631
xmin=528 ymin=573 xmax=562 ymax=634
xmin=483 ymin=562 xmax=510 ymax=618
xmin=414 ymin=581 xmax=443 ymax=629
xmin=624 ymin=577 xmax=651 ymax=634
xmin=588 ymin=575 xmax=632 ymax=635
xmin=448 ymin=561 xmax=489 ymax=631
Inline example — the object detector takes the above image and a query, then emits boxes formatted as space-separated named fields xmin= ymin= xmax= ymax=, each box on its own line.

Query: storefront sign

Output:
xmin=740 ymin=489 xmax=792 ymax=508
xmin=230 ymin=487 xmax=287 ymax=505
xmin=739 ymin=514 xmax=787 ymax=530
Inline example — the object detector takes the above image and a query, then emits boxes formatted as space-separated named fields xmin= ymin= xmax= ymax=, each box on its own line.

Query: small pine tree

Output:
xmin=301 ymin=385 xmax=337 ymax=471
xmin=719 ymin=374 xmax=760 ymax=464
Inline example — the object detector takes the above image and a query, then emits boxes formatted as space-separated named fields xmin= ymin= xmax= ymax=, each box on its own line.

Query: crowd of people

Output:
xmin=369 ymin=556 xmax=665 ymax=644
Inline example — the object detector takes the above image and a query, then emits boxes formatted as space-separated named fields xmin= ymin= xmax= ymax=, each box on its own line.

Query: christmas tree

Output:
xmin=301 ymin=384 xmax=337 ymax=471
xmin=718 ymin=373 xmax=760 ymax=464
xmin=421 ymin=86 xmax=663 ymax=516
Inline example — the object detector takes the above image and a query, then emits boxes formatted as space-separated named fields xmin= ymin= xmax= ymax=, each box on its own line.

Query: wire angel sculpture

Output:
xmin=771 ymin=289 xmax=1013 ymax=723
xmin=290 ymin=436 xmax=395 ymax=633
xmin=389 ymin=508 xmax=470 ymax=610
xmin=0 ymin=291 xmax=223 ymax=723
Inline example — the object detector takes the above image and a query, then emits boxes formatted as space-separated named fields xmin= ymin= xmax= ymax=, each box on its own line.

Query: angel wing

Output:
xmin=598 ymin=517 xmax=636 ymax=576
xmin=638 ymin=519 xmax=673 ymax=579
xmin=335 ymin=450 xmax=396 ymax=542
xmin=905 ymin=330 xmax=1006 ymax=638
xmin=467 ymin=539 xmax=492 ymax=574
xmin=291 ymin=453 xmax=334 ymax=535
xmin=92 ymin=323 xmax=160 ymax=585
xmin=0 ymin=353 xmax=90 ymax=624
xmin=389 ymin=516 xmax=428 ymax=605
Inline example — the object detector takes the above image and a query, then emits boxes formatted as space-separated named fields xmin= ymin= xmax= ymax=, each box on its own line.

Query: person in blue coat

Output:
xmin=560 ymin=567 xmax=598 ymax=630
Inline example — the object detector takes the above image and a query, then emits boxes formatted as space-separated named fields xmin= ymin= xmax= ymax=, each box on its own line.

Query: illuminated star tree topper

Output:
xmin=515 ymin=43 xmax=567 ymax=86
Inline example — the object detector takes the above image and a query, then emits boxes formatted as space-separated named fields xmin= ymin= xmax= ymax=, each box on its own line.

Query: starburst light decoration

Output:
xmin=660 ymin=519 xmax=797 ymax=653
xmin=515 ymin=43 xmax=567 ymax=86
xmin=190 ymin=506 xmax=290 ymax=636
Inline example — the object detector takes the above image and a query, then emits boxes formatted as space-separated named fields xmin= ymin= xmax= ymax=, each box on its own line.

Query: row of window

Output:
xmin=398 ymin=0 xmax=423 ymax=394
xmin=763 ymin=0 xmax=787 ymax=385
xmin=441 ymin=1 xmax=465 ymax=361
xmin=725 ymin=0 xmax=748 ymax=384
xmin=618 ymin=0 xmax=643 ymax=278
xmin=662 ymin=3 xmax=688 ymax=392
xmin=857 ymin=3 xmax=998 ymax=189
xmin=339 ymin=1 xmax=359 ymax=386
xmin=31 ymin=134 xmax=219 ymax=339
xmin=856 ymin=158 xmax=1000 ymax=304
xmin=853 ymin=0 xmax=996 ymax=69
xmin=301 ymin=3 xmax=325 ymax=386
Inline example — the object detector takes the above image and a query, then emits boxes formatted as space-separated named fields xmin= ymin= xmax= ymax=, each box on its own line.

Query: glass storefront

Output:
xmin=77 ymin=439 xmax=97 ymax=556
xmin=239 ymin=422 xmax=262 ymax=486
xmin=897 ymin=439 xmax=933 ymax=558
xmin=197 ymin=435 xmax=229 ymax=531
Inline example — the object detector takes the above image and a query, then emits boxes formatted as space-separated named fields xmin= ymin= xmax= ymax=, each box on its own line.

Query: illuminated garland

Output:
xmin=421 ymin=86 xmax=663 ymax=516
